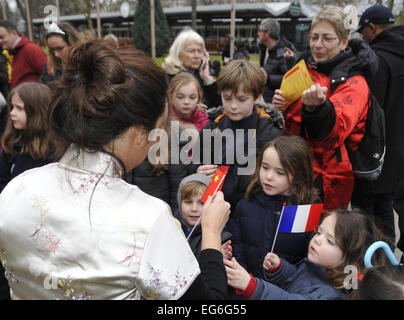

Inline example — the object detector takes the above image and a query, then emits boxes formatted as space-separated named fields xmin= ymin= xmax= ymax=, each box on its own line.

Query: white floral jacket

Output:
xmin=0 ymin=145 xmax=199 ymax=300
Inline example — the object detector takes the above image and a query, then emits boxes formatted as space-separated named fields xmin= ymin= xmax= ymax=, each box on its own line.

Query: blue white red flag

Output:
xmin=278 ymin=204 xmax=323 ymax=233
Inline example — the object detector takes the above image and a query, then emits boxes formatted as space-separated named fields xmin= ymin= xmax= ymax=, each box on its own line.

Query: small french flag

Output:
xmin=278 ymin=204 xmax=323 ymax=233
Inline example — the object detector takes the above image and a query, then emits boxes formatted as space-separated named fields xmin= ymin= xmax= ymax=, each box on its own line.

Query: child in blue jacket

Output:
xmin=224 ymin=209 xmax=391 ymax=300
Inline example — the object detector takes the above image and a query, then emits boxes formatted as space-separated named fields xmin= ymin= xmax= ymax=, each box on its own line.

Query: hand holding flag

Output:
xmin=187 ymin=166 xmax=229 ymax=240
xmin=201 ymin=166 xmax=229 ymax=204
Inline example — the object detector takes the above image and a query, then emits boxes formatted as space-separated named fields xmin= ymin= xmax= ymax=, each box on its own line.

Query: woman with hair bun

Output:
xmin=0 ymin=40 xmax=230 ymax=300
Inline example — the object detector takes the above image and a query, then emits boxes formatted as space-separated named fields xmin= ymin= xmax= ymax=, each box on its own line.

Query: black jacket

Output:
xmin=124 ymin=159 xmax=189 ymax=212
xmin=227 ymin=191 xmax=312 ymax=279
xmin=356 ymin=25 xmax=404 ymax=194
xmin=259 ymin=37 xmax=297 ymax=102
xmin=0 ymin=142 xmax=52 ymax=193
xmin=189 ymin=104 xmax=283 ymax=210
xmin=174 ymin=208 xmax=232 ymax=259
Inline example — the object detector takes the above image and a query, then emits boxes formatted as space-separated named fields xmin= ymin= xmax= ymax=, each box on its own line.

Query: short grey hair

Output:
xmin=260 ymin=18 xmax=280 ymax=39
xmin=164 ymin=27 xmax=206 ymax=68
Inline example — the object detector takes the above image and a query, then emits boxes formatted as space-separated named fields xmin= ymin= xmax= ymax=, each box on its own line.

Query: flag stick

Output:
xmin=186 ymin=173 xmax=226 ymax=241
xmin=271 ymin=204 xmax=286 ymax=253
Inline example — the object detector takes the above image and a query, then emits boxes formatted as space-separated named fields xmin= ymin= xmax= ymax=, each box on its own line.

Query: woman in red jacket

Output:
xmin=272 ymin=7 xmax=378 ymax=211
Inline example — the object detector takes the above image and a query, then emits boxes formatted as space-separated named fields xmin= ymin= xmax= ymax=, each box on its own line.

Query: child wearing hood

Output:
xmin=174 ymin=173 xmax=232 ymax=258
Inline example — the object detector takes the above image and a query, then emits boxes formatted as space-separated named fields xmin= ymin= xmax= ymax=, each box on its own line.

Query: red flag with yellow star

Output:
xmin=201 ymin=166 xmax=229 ymax=204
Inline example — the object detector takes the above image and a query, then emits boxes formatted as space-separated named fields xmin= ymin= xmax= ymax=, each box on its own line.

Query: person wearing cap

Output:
xmin=40 ymin=22 xmax=83 ymax=85
xmin=0 ymin=20 xmax=47 ymax=89
xmin=351 ymin=4 xmax=404 ymax=250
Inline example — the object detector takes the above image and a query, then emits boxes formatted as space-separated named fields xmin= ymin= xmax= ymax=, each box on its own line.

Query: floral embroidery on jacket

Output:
xmin=57 ymin=277 xmax=91 ymax=300
xmin=119 ymin=233 xmax=143 ymax=268
xmin=30 ymin=195 xmax=61 ymax=255
xmin=79 ymin=174 xmax=110 ymax=193
xmin=142 ymin=264 xmax=193 ymax=299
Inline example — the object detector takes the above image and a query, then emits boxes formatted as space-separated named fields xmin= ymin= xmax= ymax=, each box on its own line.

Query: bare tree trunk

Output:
xmin=72 ymin=0 xmax=94 ymax=34
xmin=388 ymin=0 xmax=394 ymax=11
xmin=150 ymin=0 xmax=156 ymax=58
xmin=56 ymin=0 xmax=60 ymax=23
xmin=1 ymin=0 xmax=7 ymax=20
xmin=24 ymin=0 xmax=33 ymax=40
xmin=191 ymin=0 xmax=197 ymax=31
xmin=230 ymin=0 xmax=235 ymax=59
xmin=95 ymin=0 xmax=101 ymax=38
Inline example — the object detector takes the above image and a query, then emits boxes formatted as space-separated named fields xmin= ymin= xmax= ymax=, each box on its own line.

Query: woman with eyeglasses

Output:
xmin=39 ymin=22 xmax=83 ymax=85
xmin=162 ymin=27 xmax=221 ymax=109
xmin=272 ymin=7 xmax=378 ymax=212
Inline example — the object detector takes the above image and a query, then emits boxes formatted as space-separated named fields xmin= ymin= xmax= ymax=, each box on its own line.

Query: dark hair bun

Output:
xmin=49 ymin=39 xmax=168 ymax=160
xmin=65 ymin=39 xmax=132 ymax=118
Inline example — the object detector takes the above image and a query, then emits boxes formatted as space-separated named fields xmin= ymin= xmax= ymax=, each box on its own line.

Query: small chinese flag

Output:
xmin=201 ymin=166 xmax=229 ymax=204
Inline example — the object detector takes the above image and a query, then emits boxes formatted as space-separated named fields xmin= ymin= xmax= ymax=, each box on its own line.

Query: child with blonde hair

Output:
xmin=168 ymin=72 xmax=208 ymax=132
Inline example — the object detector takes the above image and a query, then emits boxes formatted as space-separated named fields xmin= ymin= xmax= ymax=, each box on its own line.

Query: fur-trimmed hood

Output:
xmin=205 ymin=102 xmax=285 ymax=129
xmin=161 ymin=61 xmax=186 ymax=76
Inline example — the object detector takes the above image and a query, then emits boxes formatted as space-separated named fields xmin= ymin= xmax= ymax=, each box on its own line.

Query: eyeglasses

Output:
xmin=309 ymin=34 xmax=339 ymax=47
xmin=48 ymin=45 xmax=66 ymax=54
xmin=184 ymin=48 xmax=202 ymax=56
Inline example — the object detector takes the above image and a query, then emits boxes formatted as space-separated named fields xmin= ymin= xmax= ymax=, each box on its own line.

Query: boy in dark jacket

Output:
xmin=191 ymin=59 xmax=283 ymax=211
xmin=174 ymin=173 xmax=232 ymax=258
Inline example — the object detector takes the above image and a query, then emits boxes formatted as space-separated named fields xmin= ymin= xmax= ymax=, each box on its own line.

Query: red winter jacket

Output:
xmin=283 ymin=40 xmax=378 ymax=211
xmin=10 ymin=35 xmax=47 ymax=89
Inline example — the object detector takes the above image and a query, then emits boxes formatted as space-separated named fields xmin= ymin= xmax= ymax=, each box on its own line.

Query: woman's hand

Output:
xmin=199 ymin=57 xmax=211 ymax=82
xmin=272 ymin=89 xmax=287 ymax=111
xmin=197 ymin=164 xmax=218 ymax=178
xmin=263 ymin=252 xmax=281 ymax=272
xmin=284 ymin=47 xmax=295 ymax=59
xmin=201 ymin=191 xmax=231 ymax=251
xmin=301 ymin=84 xmax=327 ymax=108
xmin=224 ymin=257 xmax=251 ymax=291
xmin=221 ymin=240 xmax=232 ymax=260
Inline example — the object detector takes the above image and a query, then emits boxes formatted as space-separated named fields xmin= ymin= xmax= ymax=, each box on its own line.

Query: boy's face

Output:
xmin=181 ymin=193 xmax=204 ymax=227
xmin=221 ymin=84 xmax=261 ymax=121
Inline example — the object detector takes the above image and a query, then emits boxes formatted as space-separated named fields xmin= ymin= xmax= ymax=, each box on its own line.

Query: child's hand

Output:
xmin=272 ymin=89 xmax=286 ymax=111
xmin=224 ymin=257 xmax=251 ymax=291
xmin=221 ymin=240 xmax=232 ymax=260
xmin=197 ymin=103 xmax=208 ymax=112
xmin=197 ymin=164 xmax=218 ymax=178
xmin=263 ymin=252 xmax=281 ymax=272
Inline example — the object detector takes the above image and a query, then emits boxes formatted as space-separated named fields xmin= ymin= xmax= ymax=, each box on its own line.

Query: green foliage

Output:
xmin=133 ymin=0 xmax=171 ymax=57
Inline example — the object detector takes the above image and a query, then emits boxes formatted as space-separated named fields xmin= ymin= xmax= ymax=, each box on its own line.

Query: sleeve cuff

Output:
xmin=268 ymin=259 xmax=282 ymax=273
xmin=235 ymin=274 xmax=257 ymax=299
xmin=203 ymin=76 xmax=215 ymax=86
